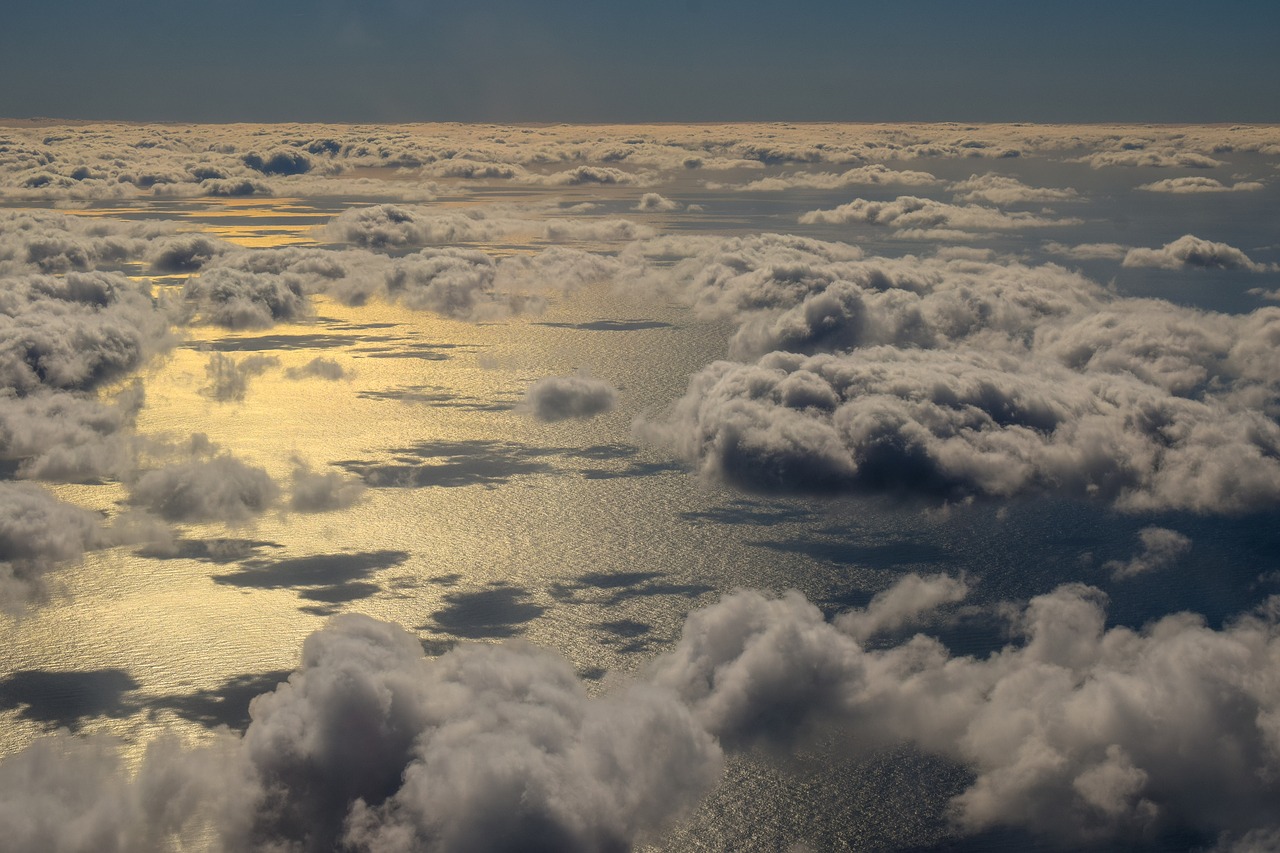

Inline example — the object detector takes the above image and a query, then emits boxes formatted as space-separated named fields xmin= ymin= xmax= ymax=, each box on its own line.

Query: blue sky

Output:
xmin=2 ymin=0 xmax=1279 ymax=121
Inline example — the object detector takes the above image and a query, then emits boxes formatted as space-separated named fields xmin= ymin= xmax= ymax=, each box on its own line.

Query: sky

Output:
xmin=2 ymin=0 xmax=1280 ymax=122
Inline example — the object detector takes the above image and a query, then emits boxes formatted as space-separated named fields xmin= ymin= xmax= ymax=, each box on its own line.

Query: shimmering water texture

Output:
xmin=2 ymin=123 xmax=1280 ymax=853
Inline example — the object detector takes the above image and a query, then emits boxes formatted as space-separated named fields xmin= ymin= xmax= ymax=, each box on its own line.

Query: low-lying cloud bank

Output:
xmin=631 ymin=234 xmax=1280 ymax=513
xmin=3 ymin=575 xmax=1280 ymax=850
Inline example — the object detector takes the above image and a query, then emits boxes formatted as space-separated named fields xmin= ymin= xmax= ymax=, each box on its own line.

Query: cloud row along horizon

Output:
xmin=2 ymin=121 xmax=1280 ymax=852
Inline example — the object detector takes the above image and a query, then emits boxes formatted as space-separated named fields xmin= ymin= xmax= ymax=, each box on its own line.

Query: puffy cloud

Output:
xmin=1122 ymin=235 xmax=1276 ymax=272
xmin=0 ymin=481 xmax=104 ymax=611
xmin=635 ymin=192 xmax=680 ymax=211
xmin=0 ymin=731 xmax=258 ymax=853
xmin=652 ymin=581 xmax=1280 ymax=844
xmin=242 ymin=148 xmax=313 ymax=176
xmin=290 ymin=461 xmax=365 ymax=512
xmin=147 ymin=233 xmax=232 ymax=273
xmin=630 ymin=234 xmax=1280 ymax=512
xmin=127 ymin=450 xmax=280 ymax=523
xmin=639 ymin=347 xmax=1280 ymax=512
xmin=383 ymin=248 xmax=504 ymax=319
xmin=0 ymin=383 xmax=143 ymax=482
xmin=949 ymin=173 xmax=1079 ymax=205
xmin=0 ymin=614 xmax=720 ymax=852
xmin=0 ymin=270 xmax=171 ymax=394
xmin=323 ymin=204 xmax=652 ymax=251
xmin=1103 ymin=527 xmax=1193 ymax=580
xmin=1043 ymin=241 xmax=1130 ymax=261
xmin=835 ymin=572 xmax=971 ymax=642
xmin=7 ymin=578 xmax=1280 ymax=847
xmin=719 ymin=256 xmax=1102 ymax=361
xmin=798 ymin=195 xmax=1079 ymax=239
xmin=1138 ymin=176 xmax=1265 ymax=193
xmin=183 ymin=267 xmax=311 ymax=329
xmin=322 ymin=205 xmax=528 ymax=249
xmin=1076 ymin=148 xmax=1225 ymax=170
xmin=520 ymin=373 xmax=619 ymax=421
xmin=285 ymin=356 xmax=348 ymax=381
xmin=713 ymin=164 xmax=939 ymax=192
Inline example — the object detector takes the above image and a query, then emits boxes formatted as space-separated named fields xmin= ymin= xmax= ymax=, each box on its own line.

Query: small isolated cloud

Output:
xmin=290 ymin=460 xmax=365 ymax=512
xmin=1077 ymin=149 xmax=1225 ymax=170
xmin=1138 ymin=177 xmax=1264 ymax=194
xmin=201 ymin=353 xmax=279 ymax=402
xmin=128 ymin=447 xmax=280 ymax=523
xmin=635 ymin=192 xmax=680 ymax=211
xmin=1123 ymin=235 xmax=1275 ymax=272
xmin=638 ymin=347 xmax=1280 ymax=513
xmin=950 ymin=173 xmax=1078 ymax=205
xmin=521 ymin=373 xmax=618 ymax=421
xmin=1104 ymin=527 xmax=1192 ymax=580
xmin=285 ymin=356 xmax=348 ymax=381
xmin=799 ymin=195 xmax=1078 ymax=239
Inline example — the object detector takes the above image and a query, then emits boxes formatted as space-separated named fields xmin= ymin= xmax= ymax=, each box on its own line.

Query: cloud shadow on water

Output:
xmin=337 ymin=441 xmax=654 ymax=489
xmin=534 ymin=320 xmax=674 ymax=331
xmin=149 ymin=670 xmax=292 ymax=732
xmin=212 ymin=550 xmax=409 ymax=613
xmin=427 ymin=585 xmax=545 ymax=638
xmin=553 ymin=570 xmax=713 ymax=606
xmin=0 ymin=669 xmax=141 ymax=731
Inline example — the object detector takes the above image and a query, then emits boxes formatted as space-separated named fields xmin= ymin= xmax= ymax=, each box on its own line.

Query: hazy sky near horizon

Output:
xmin=3 ymin=0 xmax=1279 ymax=122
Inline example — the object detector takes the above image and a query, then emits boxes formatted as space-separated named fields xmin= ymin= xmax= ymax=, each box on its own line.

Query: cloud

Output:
xmin=799 ymin=195 xmax=1079 ymax=239
xmin=184 ymin=267 xmax=311 ymax=329
xmin=638 ymin=347 xmax=1280 ymax=512
xmin=628 ymin=234 xmax=1280 ymax=513
xmin=0 ymin=730 xmax=259 ymax=853
xmin=1103 ymin=527 xmax=1192 ymax=580
xmin=1123 ymin=235 xmax=1275 ymax=272
xmin=285 ymin=357 xmax=348 ymax=381
xmin=949 ymin=173 xmax=1079 ymax=205
xmin=1075 ymin=148 xmax=1225 ymax=170
xmin=0 ymin=270 xmax=172 ymax=394
xmin=0 ymin=481 xmax=105 ymax=611
xmin=323 ymin=204 xmax=653 ymax=252
xmin=635 ymin=192 xmax=680 ymax=211
xmin=651 ymin=580 xmax=1280 ymax=844
xmin=1042 ymin=241 xmax=1131 ymax=261
xmin=1138 ymin=176 xmax=1265 ymax=193
xmin=0 ymin=613 xmax=720 ymax=852
xmin=127 ymin=448 xmax=280 ymax=523
xmin=323 ymin=205 xmax=529 ymax=248
xmin=6 ymin=578 xmax=1280 ymax=847
xmin=520 ymin=373 xmax=619 ymax=421
xmin=147 ymin=233 xmax=232 ymax=273
xmin=714 ymin=164 xmax=939 ymax=192
xmin=0 ymin=382 xmax=143 ymax=482
xmin=835 ymin=572 xmax=970 ymax=641
xmin=290 ymin=461 xmax=365 ymax=512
